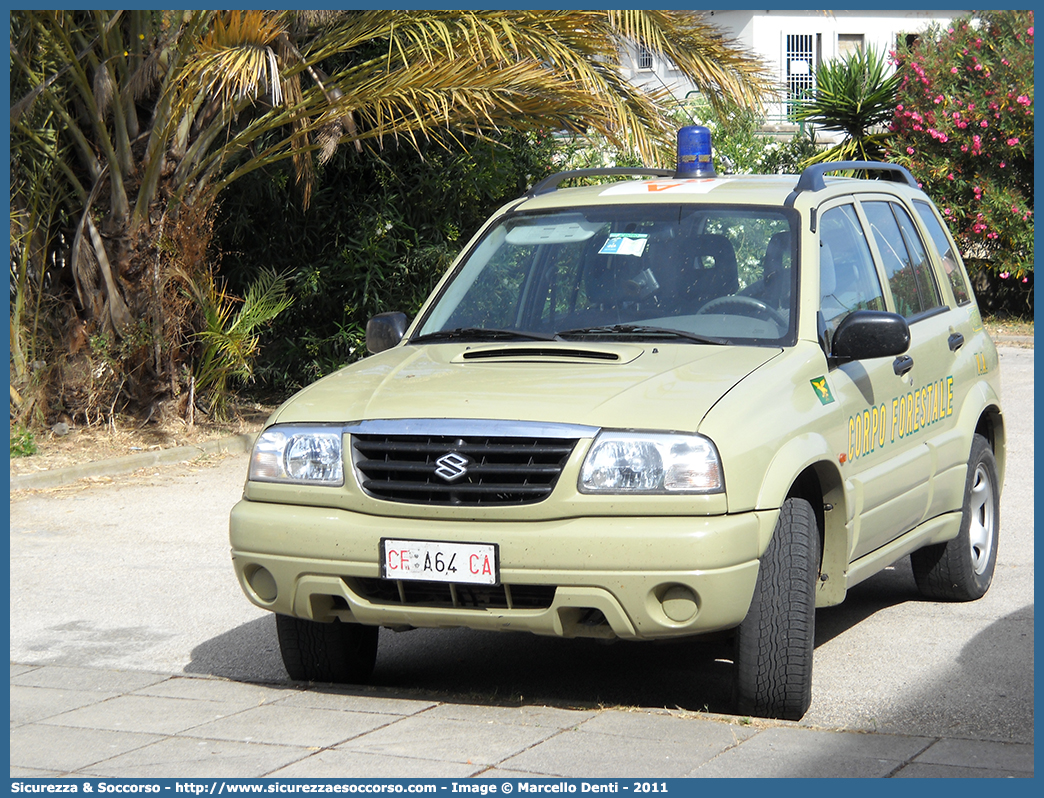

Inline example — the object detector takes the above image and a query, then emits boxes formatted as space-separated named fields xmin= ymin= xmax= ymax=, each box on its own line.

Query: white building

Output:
xmin=625 ymin=9 xmax=969 ymax=129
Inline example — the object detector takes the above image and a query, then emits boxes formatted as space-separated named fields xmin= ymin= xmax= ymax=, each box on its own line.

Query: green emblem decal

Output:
xmin=811 ymin=376 xmax=835 ymax=405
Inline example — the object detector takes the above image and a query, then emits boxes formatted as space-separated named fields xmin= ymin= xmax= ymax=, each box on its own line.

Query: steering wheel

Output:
xmin=696 ymin=295 xmax=787 ymax=328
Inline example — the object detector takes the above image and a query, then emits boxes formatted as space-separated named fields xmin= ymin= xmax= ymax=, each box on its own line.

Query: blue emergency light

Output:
xmin=675 ymin=125 xmax=717 ymax=179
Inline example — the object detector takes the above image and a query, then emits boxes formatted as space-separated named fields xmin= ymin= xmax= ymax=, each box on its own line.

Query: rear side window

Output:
xmin=914 ymin=200 xmax=972 ymax=305
xmin=863 ymin=201 xmax=943 ymax=319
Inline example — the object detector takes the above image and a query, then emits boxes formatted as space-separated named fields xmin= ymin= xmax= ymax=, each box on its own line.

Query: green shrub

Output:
xmin=887 ymin=11 xmax=1033 ymax=282
xmin=10 ymin=424 xmax=38 ymax=458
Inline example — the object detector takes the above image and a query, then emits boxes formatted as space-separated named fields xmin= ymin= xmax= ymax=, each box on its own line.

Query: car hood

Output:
xmin=272 ymin=341 xmax=780 ymax=434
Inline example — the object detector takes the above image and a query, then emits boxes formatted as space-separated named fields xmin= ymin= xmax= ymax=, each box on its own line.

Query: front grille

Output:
xmin=349 ymin=577 xmax=556 ymax=610
xmin=352 ymin=432 xmax=577 ymax=505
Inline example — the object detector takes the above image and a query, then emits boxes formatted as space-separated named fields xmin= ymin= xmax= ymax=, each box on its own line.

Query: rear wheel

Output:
xmin=911 ymin=434 xmax=999 ymax=601
xmin=276 ymin=615 xmax=379 ymax=683
xmin=734 ymin=496 xmax=819 ymax=720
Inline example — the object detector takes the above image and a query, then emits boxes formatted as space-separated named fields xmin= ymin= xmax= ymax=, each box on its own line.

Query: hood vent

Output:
xmin=462 ymin=347 xmax=619 ymax=361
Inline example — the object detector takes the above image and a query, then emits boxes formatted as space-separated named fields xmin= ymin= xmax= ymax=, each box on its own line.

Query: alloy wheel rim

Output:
xmin=968 ymin=463 xmax=995 ymax=575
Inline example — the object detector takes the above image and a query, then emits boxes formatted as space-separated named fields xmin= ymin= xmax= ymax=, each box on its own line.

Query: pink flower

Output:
xmin=1023 ymin=277 xmax=1029 ymax=283
xmin=907 ymin=147 xmax=915 ymax=155
xmin=1000 ymin=272 xmax=1010 ymax=279
xmin=934 ymin=95 xmax=943 ymax=104
xmin=1000 ymin=162 xmax=1006 ymax=168
xmin=1016 ymin=95 xmax=1031 ymax=105
xmin=1029 ymin=27 xmax=1034 ymax=36
xmin=951 ymin=66 xmax=959 ymax=73
xmin=1007 ymin=137 xmax=1020 ymax=145
xmin=980 ymin=120 xmax=989 ymax=127
xmin=948 ymin=174 xmax=955 ymax=181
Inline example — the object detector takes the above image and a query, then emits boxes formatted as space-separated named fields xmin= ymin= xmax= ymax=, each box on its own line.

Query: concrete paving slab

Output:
xmin=78 ymin=736 xmax=313 ymax=779
xmin=278 ymin=687 xmax=438 ymax=716
xmin=334 ymin=714 xmax=558 ymax=766
xmin=477 ymin=767 xmax=562 ymax=779
xmin=10 ymin=684 xmax=120 ymax=726
xmin=911 ymin=737 xmax=1035 ymax=773
xmin=132 ymin=674 xmax=292 ymax=707
xmin=180 ymin=703 xmax=394 ymax=748
xmin=10 ymin=664 xmax=38 ymax=679
xmin=497 ymin=728 xmax=710 ymax=778
xmin=10 ymin=664 xmax=170 ymax=693
xmin=688 ymin=727 xmax=932 ymax=778
xmin=10 ymin=722 xmax=164 ymax=772
xmin=269 ymin=749 xmax=484 ymax=779
xmin=10 ymin=767 xmax=68 ymax=778
xmin=892 ymin=762 xmax=1031 ymax=778
xmin=41 ymin=693 xmax=248 ymax=735
xmin=578 ymin=709 xmax=757 ymax=746
xmin=423 ymin=702 xmax=598 ymax=729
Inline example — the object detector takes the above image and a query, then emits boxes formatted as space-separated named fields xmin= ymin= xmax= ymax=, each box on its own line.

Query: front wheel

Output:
xmin=734 ymin=496 xmax=819 ymax=720
xmin=911 ymin=434 xmax=1000 ymax=601
xmin=276 ymin=615 xmax=379 ymax=683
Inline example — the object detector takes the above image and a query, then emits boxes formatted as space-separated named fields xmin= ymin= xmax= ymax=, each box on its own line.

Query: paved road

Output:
xmin=10 ymin=347 xmax=1033 ymax=749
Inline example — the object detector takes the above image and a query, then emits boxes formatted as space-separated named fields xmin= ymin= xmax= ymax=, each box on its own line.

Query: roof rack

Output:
xmin=785 ymin=161 xmax=919 ymax=206
xmin=528 ymin=167 xmax=675 ymax=197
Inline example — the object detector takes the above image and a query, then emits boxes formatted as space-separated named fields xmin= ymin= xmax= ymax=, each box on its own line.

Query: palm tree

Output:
xmin=10 ymin=10 xmax=775 ymax=420
xmin=793 ymin=45 xmax=902 ymax=165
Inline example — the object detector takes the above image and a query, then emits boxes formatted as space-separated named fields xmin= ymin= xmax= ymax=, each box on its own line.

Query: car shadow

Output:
xmin=186 ymin=558 xmax=926 ymax=715
xmin=187 ymin=615 xmax=737 ymax=713
xmin=814 ymin=557 xmax=923 ymax=647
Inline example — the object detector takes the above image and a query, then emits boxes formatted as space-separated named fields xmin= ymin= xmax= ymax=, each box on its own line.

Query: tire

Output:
xmin=276 ymin=614 xmax=379 ymax=683
xmin=911 ymin=434 xmax=1000 ymax=601
xmin=734 ymin=496 xmax=819 ymax=720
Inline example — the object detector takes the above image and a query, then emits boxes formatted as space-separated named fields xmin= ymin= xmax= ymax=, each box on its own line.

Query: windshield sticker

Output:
xmin=810 ymin=377 xmax=835 ymax=405
xmin=599 ymin=233 xmax=648 ymax=257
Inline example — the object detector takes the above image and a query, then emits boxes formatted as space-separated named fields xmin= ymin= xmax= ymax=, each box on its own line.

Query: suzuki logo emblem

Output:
xmin=434 ymin=452 xmax=470 ymax=482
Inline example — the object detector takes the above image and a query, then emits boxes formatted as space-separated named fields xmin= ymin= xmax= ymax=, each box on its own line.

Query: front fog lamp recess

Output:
xmin=249 ymin=426 xmax=344 ymax=486
xmin=579 ymin=432 xmax=723 ymax=494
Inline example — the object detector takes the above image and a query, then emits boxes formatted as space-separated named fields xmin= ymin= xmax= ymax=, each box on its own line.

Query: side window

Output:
xmin=818 ymin=205 xmax=886 ymax=335
xmin=914 ymin=199 xmax=972 ymax=305
xmin=863 ymin=201 xmax=943 ymax=319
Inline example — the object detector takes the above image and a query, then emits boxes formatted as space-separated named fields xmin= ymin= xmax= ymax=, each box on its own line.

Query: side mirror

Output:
xmin=831 ymin=310 xmax=910 ymax=362
xmin=366 ymin=311 xmax=409 ymax=354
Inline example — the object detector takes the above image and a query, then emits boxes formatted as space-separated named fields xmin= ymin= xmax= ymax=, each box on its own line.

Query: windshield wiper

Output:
xmin=556 ymin=324 xmax=726 ymax=345
xmin=410 ymin=327 xmax=558 ymax=344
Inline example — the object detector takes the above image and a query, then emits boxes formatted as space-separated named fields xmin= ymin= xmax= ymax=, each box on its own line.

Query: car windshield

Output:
xmin=414 ymin=204 xmax=799 ymax=346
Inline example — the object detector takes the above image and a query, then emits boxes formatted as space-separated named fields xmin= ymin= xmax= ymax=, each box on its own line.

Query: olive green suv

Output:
xmin=230 ymin=129 xmax=1004 ymax=719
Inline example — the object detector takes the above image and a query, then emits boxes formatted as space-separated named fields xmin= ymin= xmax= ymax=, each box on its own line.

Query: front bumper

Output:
xmin=229 ymin=499 xmax=778 ymax=641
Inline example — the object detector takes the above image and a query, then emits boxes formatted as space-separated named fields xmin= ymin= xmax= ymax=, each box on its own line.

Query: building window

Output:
xmin=838 ymin=34 xmax=865 ymax=58
xmin=785 ymin=33 xmax=815 ymax=119
xmin=637 ymin=45 xmax=653 ymax=71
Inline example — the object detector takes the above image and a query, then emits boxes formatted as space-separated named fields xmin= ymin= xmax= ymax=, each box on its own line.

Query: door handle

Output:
xmin=893 ymin=354 xmax=914 ymax=376
xmin=948 ymin=332 xmax=965 ymax=352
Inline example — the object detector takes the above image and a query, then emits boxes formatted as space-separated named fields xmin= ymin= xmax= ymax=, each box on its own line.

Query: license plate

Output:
xmin=380 ymin=538 xmax=499 ymax=585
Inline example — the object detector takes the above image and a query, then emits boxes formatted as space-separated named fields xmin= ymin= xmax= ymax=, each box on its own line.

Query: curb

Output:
xmin=9 ymin=432 xmax=257 ymax=492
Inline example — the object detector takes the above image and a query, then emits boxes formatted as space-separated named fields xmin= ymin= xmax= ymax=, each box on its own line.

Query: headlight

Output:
xmin=578 ymin=431 xmax=723 ymax=494
xmin=249 ymin=425 xmax=344 ymax=486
